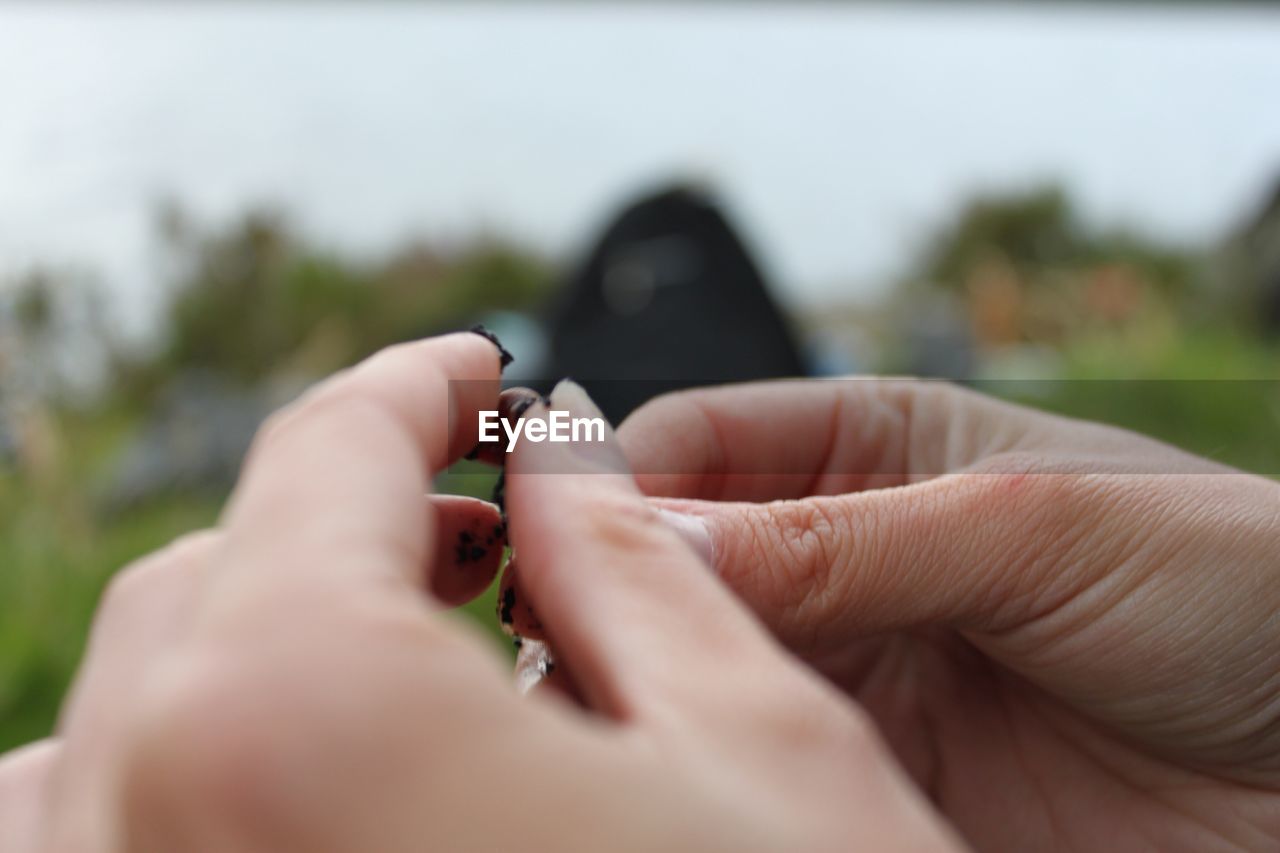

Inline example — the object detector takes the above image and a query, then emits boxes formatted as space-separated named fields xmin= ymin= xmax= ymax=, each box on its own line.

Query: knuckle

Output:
xmin=98 ymin=531 xmax=217 ymax=622
xmin=99 ymin=563 xmax=160 ymax=620
xmin=248 ymin=372 xmax=380 ymax=458
xmin=727 ymin=500 xmax=849 ymax=647
xmin=122 ymin=657 xmax=275 ymax=844
xmin=160 ymin=529 xmax=222 ymax=566
xmin=248 ymin=404 xmax=298 ymax=458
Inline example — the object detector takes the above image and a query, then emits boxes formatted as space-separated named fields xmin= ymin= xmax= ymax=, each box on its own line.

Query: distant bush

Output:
xmin=111 ymin=206 xmax=554 ymax=403
xmin=901 ymin=185 xmax=1209 ymax=350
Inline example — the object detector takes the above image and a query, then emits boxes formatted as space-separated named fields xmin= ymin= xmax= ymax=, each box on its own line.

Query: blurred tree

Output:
xmin=905 ymin=185 xmax=1202 ymax=352
xmin=922 ymin=186 xmax=1082 ymax=285
xmin=110 ymin=207 xmax=553 ymax=403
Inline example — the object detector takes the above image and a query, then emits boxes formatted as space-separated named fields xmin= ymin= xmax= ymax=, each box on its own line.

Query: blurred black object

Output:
xmin=541 ymin=184 xmax=805 ymax=423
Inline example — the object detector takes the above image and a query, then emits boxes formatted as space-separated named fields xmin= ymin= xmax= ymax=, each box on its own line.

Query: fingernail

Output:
xmin=655 ymin=508 xmax=715 ymax=567
xmin=468 ymin=324 xmax=514 ymax=370
xmin=544 ymin=379 xmax=630 ymax=474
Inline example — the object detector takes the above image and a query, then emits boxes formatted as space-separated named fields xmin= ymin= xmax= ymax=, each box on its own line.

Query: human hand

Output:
xmin=0 ymin=340 xmax=963 ymax=852
xmin=618 ymin=380 xmax=1280 ymax=851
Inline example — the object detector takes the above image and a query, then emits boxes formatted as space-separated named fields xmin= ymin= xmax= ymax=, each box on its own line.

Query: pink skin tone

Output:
xmin=0 ymin=336 xmax=1276 ymax=850
xmin=619 ymin=380 xmax=1280 ymax=851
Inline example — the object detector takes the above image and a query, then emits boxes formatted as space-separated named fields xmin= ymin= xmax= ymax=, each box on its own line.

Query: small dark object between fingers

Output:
xmin=487 ymin=521 xmax=507 ymax=548
xmin=491 ymin=471 xmax=506 ymax=516
xmin=468 ymin=324 xmax=514 ymax=370
xmin=499 ymin=389 xmax=540 ymax=420
xmin=498 ymin=585 xmax=517 ymax=627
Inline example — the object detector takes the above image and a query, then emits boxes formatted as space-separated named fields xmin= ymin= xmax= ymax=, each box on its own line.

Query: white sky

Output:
xmin=2 ymin=2 xmax=1280 ymax=338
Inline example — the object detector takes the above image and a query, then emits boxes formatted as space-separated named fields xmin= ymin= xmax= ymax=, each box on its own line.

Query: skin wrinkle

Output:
xmin=998 ymin=668 xmax=1277 ymax=849
xmin=1025 ymin=670 xmax=1264 ymax=851
xmin=953 ymin=472 xmax=1280 ymax=780
xmin=895 ymin=381 xmax=928 ymax=481
xmin=831 ymin=493 xmax=895 ymax=631
xmin=742 ymin=502 xmax=819 ymax=648
xmin=980 ymin=474 xmax=1166 ymax=652
xmin=884 ymin=475 xmax=1002 ymax=629
xmin=802 ymin=389 xmax=842 ymax=497
xmin=1004 ymin=482 xmax=1270 ymax=757
xmin=994 ymin=679 xmax=1071 ymax=853
xmin=953 ymin=477 xmax=1056 ymax=628
xmin=779 ymin=499 xmax=848 ymax=654
xmin=1199 ymin=670 xmax=1280 ymax=777
xmin=1024 ymin=671 xmax=1264 ymax=850
xmin=813 ymin=393 xmax=897 ymax=495
xmin=855 ymin=391 xmax=908 ymax=490
xmin=1230 ymin=616 xmax=1280 ymax=769
xmin=686 ymin=395 xmax=731 ymax=500
xmin=982 ymin=565 xmax=1174 ymax=718
xmin=942 ymin=390 xmax=992 ymax=480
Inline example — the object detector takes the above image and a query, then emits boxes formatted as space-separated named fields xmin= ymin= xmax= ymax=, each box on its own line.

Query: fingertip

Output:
xmin=429 ymin=495 xmax=507 ymax=606
xmin=465 ymin=324 xmax=514 ymax=371
xmin=652 ymin=506 xmax=715 ymax=567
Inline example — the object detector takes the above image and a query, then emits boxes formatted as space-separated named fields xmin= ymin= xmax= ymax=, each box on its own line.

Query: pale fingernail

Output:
xmin=656 ymin=508 xmax=715 ymax=567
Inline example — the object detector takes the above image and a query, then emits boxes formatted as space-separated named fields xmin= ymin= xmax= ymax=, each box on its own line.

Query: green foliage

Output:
xmin=917 ymin=184 xmax=1199 ymax=297
xmin=115 ymin=208 xmax=553 ymax=401
xmin=0 ymin=411 xmax=512 ymax=752
xmin=922 ymin=186 xmax=1080 ymax=283
xmin=983 ymin=328 xmax=1280 ymax=477
xmin=1 ymin=208 xmax=546 ymax=748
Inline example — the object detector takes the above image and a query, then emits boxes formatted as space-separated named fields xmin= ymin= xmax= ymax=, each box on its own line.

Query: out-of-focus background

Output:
xmin=3 ymin=2 xmax=1280 ymax=751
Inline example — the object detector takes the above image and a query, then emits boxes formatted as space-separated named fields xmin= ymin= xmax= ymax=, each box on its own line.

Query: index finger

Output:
xmin=216 ymin=333 xmax=503 ymax=600
xmin=617 ymin=379 xmax=1030 ymax=501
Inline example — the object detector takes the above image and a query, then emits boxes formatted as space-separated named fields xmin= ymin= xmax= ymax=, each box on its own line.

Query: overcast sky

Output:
xmin=3 ymin=2 xmax=1280 ymax=337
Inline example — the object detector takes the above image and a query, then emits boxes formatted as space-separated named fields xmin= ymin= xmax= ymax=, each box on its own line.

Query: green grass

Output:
xmin=0 ymin=419 xmax=512 ymax=754
xmin=0 ymin=489 xmax=222 ymax=750
xmin=982 ymin=329 xmax=1280 ymax=476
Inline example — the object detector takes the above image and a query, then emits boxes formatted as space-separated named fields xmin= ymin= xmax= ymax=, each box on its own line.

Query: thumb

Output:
xmin=649 ymin=463 xmax=1122 ymax=655
xmin=503 ymin=380 xmax=799 ymax=723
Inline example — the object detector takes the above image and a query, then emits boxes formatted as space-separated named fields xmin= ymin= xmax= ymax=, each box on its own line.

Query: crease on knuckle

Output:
xmin=965 ymin=454 xmax=1120 ymax=629
xmin=99 ymin=531 xmax=217 ymax=622
xmin=734 ymin=500 xmax=847 ymax=649
xmin=123 ymin=655 xmax=282 ymax=846
xmin=99 ymin=563 xmax=159 ymax=621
